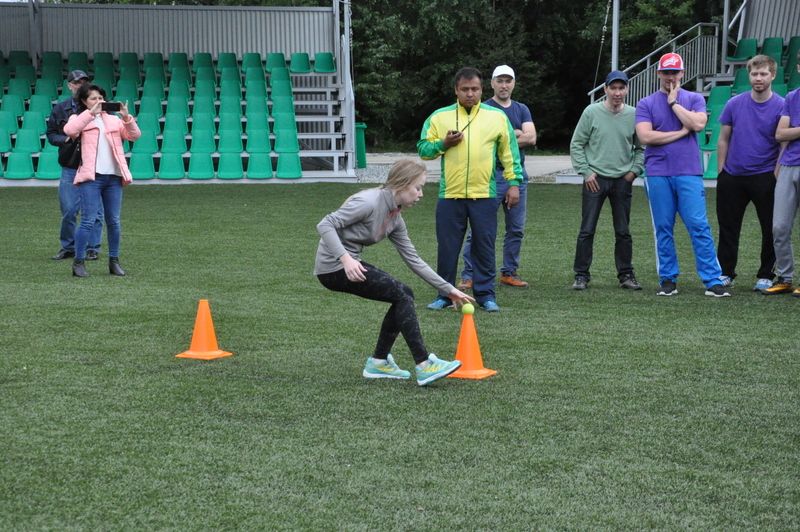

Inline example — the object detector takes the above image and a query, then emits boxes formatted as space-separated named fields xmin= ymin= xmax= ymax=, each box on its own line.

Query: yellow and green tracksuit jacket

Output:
xmin=417 ymin=102 xmax=523 ymax=199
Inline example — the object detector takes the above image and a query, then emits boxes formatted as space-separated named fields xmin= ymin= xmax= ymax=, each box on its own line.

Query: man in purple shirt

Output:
xmin=716 ymin=55 xmax=784 ymax=292
xmin=635 ymin=52 xmax=730 ymax=297
xmin=765 ymin=50 xmax=800 ymax=296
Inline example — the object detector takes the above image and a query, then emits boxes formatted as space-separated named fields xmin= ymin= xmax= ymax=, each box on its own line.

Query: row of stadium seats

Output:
xmin=0 ymin=151 xmax=302 ymax=180
xmin=727 ymin=35 xmax=800 ymax=74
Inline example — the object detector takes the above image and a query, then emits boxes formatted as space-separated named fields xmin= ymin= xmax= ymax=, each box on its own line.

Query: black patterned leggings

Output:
xmin=317 ymin=261 xmax=429 ymax=364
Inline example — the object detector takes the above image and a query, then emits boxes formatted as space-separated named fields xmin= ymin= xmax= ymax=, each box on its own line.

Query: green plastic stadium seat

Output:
xmin=273 ymin=128 xmax=299 ymax=153
xmin=4 ymin=151 xmax=34 ymax=179
xmin=216 ymin=52 xmax=238 ymax=73
xmin=40 ymin=65 xmax=63 ymax=84
xmin=194 ymin=67 xmax=216 ymax=87
xmin=34 ymin=78 xmax=58 ymax=101
xmin=245 ymin=128 xmax=271 ymax=153
xmin=761 ymin=37 xmax=784 ymax=65
xmin=220 ymin=80 xmax=242 ymax=101
xmin=314 ymin=52 xmax=336 ymax=73
xmin=246 ymin=152 xmax=274 ymax=179
xmin=67 ymin=52 xmax=90 ymax=72
xmin=270 ymin=95 xmax=294 ymax=115
xmin=731 ymin=68 xmax=750 ymax=94
xmin=0 ymin=127 xmax=11 ymax=152
xmin=143 ymin=52 xmax=164 ymax=71
xmin=145 ymin=66 xmax=166 ymax=87
xmin=191 ymin=95 xmax=216 ymax=117
xmin=114 ymin=79 xmax=139 ymax=103
xmin=8 ymin=50 xmax=31 ymax=68
xmin=168 ymin=79 xmax=191 ymax=100
xmin=160 ymin=129 xmax=188 ymax=154
xmin=270 ymin=67 xmax=290 ymax=84
xmin=242 ymin=53 xmax=263 ymax=72
xmin=775 ymin=66 xmax=786 ymax=84
xmin=138 ymin=96 xmax=163 ymax=118
xmin=168 ymin=52 xmax=189 ymax=73
xmin=276 ymin=152 xmax=302 ymax=179
xmin=187 ymin=152 xmax=214 ymax=179
xmin=170 ymin=66 xmax=192 ymax=87
xmin=217 ymin=112 xmax=243 ymax=133
xmin=0 ymin=110 xmax=19 ymax=134
xmin=41 ymin=51 xmax=63 ymax=70
xmin=245 ymin=97 xmax=268 ymax=116
xmin=118 ymin=52 xmax=140 ymax=73
xmin=699 ymin=126 xmax=721 ymax=152
xmin=35 ymin=151 xmax=61 ymax=180
xmin=134 ymin=112 xmax=160 ymax=136
xmin=190 ymin=112 xmax=216 ymax=135
xmin=244 ymin=67 xmax=266 ymax=88
xmin=129 ymin=152 xmax=156 ymax=180
xmin=192 ymin=53 xmax=213 ymax=73
xmin=0 ymin=65 xmax=9 ymax=87
xmin=217 ymin=152 xmax=244 ymax=179
xmin=166 ymin=95 xmax=190 ymax=118
xmin=707 ymin=85 xmax=731 ymax=110
xmin=789 ymin=69 xmax=800 ymax=90
xmin=245 ymin=79 xmax=267 ymax=99
xmin=217 ymin=129 xmax=243 ymax=153
xmin=28 ymin=94 xmax=54 ymax=115
xmin=142 ymin=78 xmax=165 ymax=100
xmin=163 ymin=112 xmax=189 ymax=135
xmin=118 ymin=66 xmax=141 ymax=86
xmin=93 ymin=52 xmax=114 ymax=73
xmin=703 ymin=151 xmax=718 ymax=179
xmin=22 ymin=111 xmax=46 ymax=136
xmin=773 ymin=83 xmax=788 ymax=97
xmin=7 ymin=78 xmax=32 ymax=99
xmin=13 ymin=128 xmax=42 ymax=153
xmin=289 ymin=53 xmax=311 ymax=74
xmin=220 ymin=68 xmax=242 ymax=87
xmin=132 ymin=129 xmax=159 ymax=154
xmin=726 ymin=38 xmax=757 ymax=62
xmin=157 ymin=152 xmax=186 ymax=180
xmin=785 ymin=36 xmax=800 ymax=73
xmin=192 ymin=79 xmax=216 ymax=100
xmin=218 ymin=96 xmax=243 ymax=116
xmin=270 ymin=80 xmax=293 ymax=98
xmin=245 ymin=111 xmax=269 ymax=133
xmin=272 ymin=112 xmax=296 ymax=131
xmin=189 ymin=129 xmax=216 ymax=154
xmin=265 ymin=52 xmax=286 ymax=73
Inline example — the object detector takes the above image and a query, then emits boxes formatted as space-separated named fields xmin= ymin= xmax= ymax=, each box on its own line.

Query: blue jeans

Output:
xmin=75 ymin=174 xmax=123 ymax=261
xmin=436 ymin=197 xmax=497 ymax=304
xmin=461 ymin=178 xmax=528 ymax=279
xmin=59 ymin=167 xmax=102 ymax=253
xmin=644 ymin=175 xmax=722 ymax=287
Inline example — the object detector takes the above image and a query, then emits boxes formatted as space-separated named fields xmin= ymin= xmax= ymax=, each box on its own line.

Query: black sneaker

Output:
xmin=704 ymin=284 xmax=732 ymax=298
xmin=572 ymin=276 xmax=588 ymax=290
xmin=657 ymin=280 xmax=677 ymax=296
xmin=86 ymin=249 xmax=99 ymax=261
xmin=619 ymin=275 xmax=642 ymax=290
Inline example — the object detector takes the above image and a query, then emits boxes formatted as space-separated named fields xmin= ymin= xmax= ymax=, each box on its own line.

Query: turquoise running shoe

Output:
xmin=362 ymin=354 xmax=411 ymax=380
xmin=427 ymin=297 xmax=453 ymax=310
xmin=415 ymin=354 xmax=461 ymax=386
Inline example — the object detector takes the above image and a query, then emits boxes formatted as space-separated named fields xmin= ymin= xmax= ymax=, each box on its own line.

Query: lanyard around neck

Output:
xmin=455 ymin=104 xmax=480 ymax=132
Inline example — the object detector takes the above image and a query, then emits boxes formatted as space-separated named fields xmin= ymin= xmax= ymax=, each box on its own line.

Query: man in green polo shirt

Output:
xmin=569 ymin=70 xmax=645 ymax=290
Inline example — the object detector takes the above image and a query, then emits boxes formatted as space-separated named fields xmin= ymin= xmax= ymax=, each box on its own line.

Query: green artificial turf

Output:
xmin=1 ymin=183 xmax=798 ymax=529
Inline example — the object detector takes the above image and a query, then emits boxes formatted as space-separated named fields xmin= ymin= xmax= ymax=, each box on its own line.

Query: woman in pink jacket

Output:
xmin=64 ymin=84 xmax=141 ymax=278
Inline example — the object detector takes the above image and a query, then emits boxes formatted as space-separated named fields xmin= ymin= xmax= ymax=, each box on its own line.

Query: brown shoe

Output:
xmin=457 ymin=278 xmax=473 ymax=290
xmin=500 ymin=272 xmax=529 ymax=288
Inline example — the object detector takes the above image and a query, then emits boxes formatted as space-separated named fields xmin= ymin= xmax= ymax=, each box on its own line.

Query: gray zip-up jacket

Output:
xmin=315 ymin=187 xmax=454 ymax=295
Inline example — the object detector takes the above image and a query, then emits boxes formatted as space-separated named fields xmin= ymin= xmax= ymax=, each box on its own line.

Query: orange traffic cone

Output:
xmin=176 ymin=299 xmax=233 ymax=360
xmin=448 ymin=311 xmax=497 ymax=379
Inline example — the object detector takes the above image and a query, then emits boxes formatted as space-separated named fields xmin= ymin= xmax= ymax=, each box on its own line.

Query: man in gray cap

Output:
xmin=46 ymin=69 xmax=103 ymax=261
xmin=459 ymin=64 xmax=536 ymax=290
xmin=569 ymin=70 xmax=644 ymax=290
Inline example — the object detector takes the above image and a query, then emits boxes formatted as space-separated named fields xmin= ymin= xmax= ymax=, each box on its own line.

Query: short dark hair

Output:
xmin=454 ymin=67 xmax=482 ymax=86
xmin=76 ymin=84 xmax=107 ymax=112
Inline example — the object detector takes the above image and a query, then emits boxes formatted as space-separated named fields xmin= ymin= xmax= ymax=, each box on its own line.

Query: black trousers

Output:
xmin=317 ymin=262 xmax=428 ymax=364
xmin=573 ymin=176 xmax=634 ymax=279
xmin=715 ymin=170 xmax=776 ymax=280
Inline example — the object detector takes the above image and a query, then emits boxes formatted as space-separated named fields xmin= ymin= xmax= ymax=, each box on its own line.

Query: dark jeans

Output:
xmin=75 ymin=174 xmax=123 ymax=261
xmin=317 ymin=262 xmax=428 ymax=364
xmin=715 ymin=170 xmax=776 ymax=280
xmin=573 ymin=176 xmax=634 ymax=279
xmin=436 ymin=197 xmax=497 ymax=304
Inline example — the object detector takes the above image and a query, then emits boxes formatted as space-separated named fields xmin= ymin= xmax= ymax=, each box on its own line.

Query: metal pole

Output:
xmin=611 ymin=0 xmax=620 ymax=70
xmin=721 ymin=0 xmax=730 ymax=72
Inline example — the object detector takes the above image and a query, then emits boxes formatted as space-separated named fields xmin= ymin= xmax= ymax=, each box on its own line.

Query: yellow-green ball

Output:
xmin=462 ymin=303 xmax=475 ymax=315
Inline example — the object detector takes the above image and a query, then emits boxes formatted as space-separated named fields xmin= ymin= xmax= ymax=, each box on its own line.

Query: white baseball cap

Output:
xmin=492 ymin=65 xmax=515 ymax=79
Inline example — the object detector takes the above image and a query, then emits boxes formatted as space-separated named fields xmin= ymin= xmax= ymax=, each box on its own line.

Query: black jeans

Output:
xmin=317 ymin=262 xmax=428 ymax=364
xmin=715 ymin=170 xmax=776 ymax=280
xmin=573 ymin=176 xmax=634 ymax=279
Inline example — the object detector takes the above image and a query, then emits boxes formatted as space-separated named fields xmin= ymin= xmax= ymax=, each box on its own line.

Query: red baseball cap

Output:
xmin=657 ymin=52 xmax=684 ymax=71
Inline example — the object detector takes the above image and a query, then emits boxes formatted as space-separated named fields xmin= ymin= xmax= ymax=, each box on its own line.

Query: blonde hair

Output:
xmin=747 ymin=54 xmax=777 ymax=75
xmin=382 ymin=159 xmax=426 ymax=190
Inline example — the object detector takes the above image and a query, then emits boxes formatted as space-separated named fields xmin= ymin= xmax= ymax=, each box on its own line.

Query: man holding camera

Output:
xmin=46 ymin=70 xmax=103 ymax=261
xmin=418 ymin=66 xmax=523 ymax=312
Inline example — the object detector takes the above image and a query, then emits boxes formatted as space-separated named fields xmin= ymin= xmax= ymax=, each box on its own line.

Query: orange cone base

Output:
xmin=448 ymin=366 xmax=497 ymax=379
xmin=176 ymin=349 xmax=233 ymax=361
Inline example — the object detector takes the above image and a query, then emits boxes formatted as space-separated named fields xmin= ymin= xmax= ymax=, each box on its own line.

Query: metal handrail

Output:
xmin=588 ymin=22 xmax=719 ymax=102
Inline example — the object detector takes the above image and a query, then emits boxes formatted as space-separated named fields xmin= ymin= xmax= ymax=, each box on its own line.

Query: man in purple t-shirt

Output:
xmin=635 ymin=52 xmax=730 ymax=297
xmin=716 ymin=55 xmax=784 ymax=292
xmin=766 ymin=50 xmax=800 ymax=296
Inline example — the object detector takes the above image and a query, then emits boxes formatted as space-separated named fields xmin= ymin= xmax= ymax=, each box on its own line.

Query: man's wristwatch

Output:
xmin=669 ymin=100 xmax=677 ymax=107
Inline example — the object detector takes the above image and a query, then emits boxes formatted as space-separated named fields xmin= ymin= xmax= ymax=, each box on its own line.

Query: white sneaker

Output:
xmin=753 ymin=278 xmax=772 ymax=291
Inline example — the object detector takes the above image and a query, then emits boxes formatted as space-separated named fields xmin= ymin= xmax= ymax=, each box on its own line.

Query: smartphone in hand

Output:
xmin=101 ymin=102 xmax=121 ymax=112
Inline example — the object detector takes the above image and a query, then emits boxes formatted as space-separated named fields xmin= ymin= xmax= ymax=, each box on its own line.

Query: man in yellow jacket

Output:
xmin=418 ymin=67 xmax=523 ymax=312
